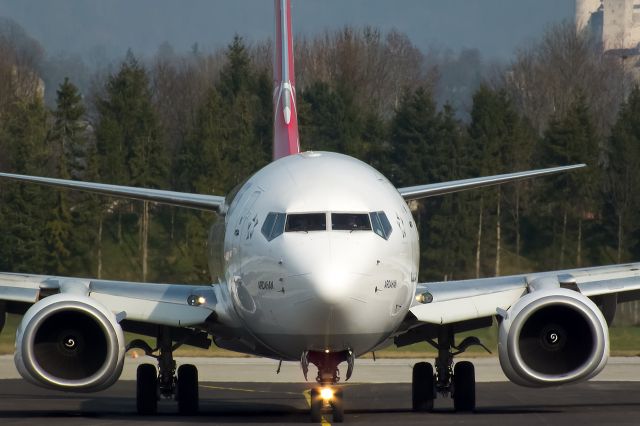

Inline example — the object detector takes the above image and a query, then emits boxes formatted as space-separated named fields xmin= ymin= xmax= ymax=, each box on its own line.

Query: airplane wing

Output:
xmin=0 ymin=271 xmax=284 ymax=392
xmin=397 ymin=164 xmax=585 ymax=201
xmin=409 ymin=263 xmax=640 ymax=325
xmin=0 ymin=272 xmax=219 ymax=327
xmin=0 ymin=172 xmax=225 ymax=212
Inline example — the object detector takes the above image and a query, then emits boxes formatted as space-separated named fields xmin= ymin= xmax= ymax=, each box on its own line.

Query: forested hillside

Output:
xmin=1 ymin=20 xmax=639 ymax=307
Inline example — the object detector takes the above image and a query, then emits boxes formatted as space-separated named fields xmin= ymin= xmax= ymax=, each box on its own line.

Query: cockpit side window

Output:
xmin=285 ymin=213 xmax=327 ymax=232
xmin=261 ymin=212 xmax=286 ymax=241
xmin=370 ymin=211 xmax=393 ymax=240
xmin=331 ymin=213 xmax=372 ymax=231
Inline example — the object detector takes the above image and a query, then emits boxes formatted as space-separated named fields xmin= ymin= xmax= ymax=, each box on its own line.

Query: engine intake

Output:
xmin=498 ymin=288 xmax=608 ymax=387
xmin=15 ymin=293 xmax=125 ymax=392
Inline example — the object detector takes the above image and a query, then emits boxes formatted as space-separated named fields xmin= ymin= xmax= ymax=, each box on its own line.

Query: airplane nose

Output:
xmin=309 ymin=267 xmax=352 ymax=306
xmin=281 ymin=233 xmax=371 ymax=309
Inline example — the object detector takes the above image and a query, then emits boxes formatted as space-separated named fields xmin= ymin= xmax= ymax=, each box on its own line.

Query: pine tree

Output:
xmin=73 ymin=142 xmax=105 ymax=277
xmin=171 ymin=37 xmax=273 ymax=282
xmin=299 ymin=81 xmax=344 ymax=153
xmin=423 ymin=105 xmax=475 ymax=280
xmin=468 ymin=85 xmax=532 ymax=276
xmin=361 ymin=111 xmax=390 ymax=176
xmin=0 ymin=99 xmax=49 ymax=273
xmin=218 ymin=35 xmax=253 ymax=100
xmin=51 ymin=78 xmax=87 ymax=178
xmin=388 ymin=87 xmax=440 ymax=280
xmin=605 ymin=85 xmax=640 ymax=262
xmin=179 ymin=87 xmax=226 ymax=194
xmin=389 ymin=87 xmax=439 ymax=187
xmin=95 ymin=51 xmax=168 ymax=280
xmin=538 ymin=94 xmax=600 ymax=268
xmin=43 ymin=78 xmax=88 ymax=274
xmin=96 ymin=51 xmax=168 ymax=187
xmin=216 ymin=36 xmax=268 ymax=190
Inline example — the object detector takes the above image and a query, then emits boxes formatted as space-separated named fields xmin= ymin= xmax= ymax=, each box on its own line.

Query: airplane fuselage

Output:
xmin=209 ymin=152 xmax=420 ymax=360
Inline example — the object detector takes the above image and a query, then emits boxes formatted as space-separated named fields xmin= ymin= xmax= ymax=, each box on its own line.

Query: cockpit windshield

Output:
xmin=285 ymin=213 xmax=327 ymax=232
xmin=370 ymin=211 xmax=392 ymax=239
xmin=331 ymin=213 xmax=372 ymax=231
xmin=267 ymin=211 xmax=391 ymax=238
xmin=261 ymin=212 xmax=286 ymax=241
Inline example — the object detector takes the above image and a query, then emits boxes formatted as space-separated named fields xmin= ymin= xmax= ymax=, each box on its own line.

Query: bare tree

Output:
xmin=295 ymin=26 xmax=431 ymax=117
xmin=0 ymin=18 xmax=45 ymax=111
xmin=504 ymin=22 xmax=628 ymax=138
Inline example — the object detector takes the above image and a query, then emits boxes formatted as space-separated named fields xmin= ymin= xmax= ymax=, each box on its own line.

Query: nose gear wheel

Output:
xmin=302 ymin=350 xmax=352 ymax=423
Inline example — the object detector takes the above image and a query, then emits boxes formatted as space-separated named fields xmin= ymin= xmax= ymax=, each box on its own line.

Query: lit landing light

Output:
xmin=187 ymin=295 xmax=206 ymax=306
xmin=320 ymin=387 xmax=334 ymax=401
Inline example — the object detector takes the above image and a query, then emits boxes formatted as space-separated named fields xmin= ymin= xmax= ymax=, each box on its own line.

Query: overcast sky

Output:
xmin=0 ymin=0 xmax=575 ymax=60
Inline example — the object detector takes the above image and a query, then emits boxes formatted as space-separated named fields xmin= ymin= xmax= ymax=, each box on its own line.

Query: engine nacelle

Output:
xmin=15 ymin=293 xmax=125 ymax=392
xmin=498 ymin=288 xmax=609 ymax=387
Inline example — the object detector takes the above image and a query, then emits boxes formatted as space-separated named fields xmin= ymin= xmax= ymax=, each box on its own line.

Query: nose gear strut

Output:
xmin=301 ymin=349 xmax=353 ymax=423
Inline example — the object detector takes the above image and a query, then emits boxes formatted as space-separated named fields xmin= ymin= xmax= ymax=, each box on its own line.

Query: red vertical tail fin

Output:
xmin=273 ymin=0 xmax=300 ymax=160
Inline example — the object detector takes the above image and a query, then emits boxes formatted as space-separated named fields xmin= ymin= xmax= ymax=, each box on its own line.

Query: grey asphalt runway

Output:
xmin=1 ymin=357 xmax=640 ymax=425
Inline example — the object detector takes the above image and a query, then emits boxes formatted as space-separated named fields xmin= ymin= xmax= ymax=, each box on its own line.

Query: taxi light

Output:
xmin=320 ymin=387 xmax=334 ymax=401
xmin=415 ymin=292 xmax=433 ymax=304
xmin=187 ymin=295 xmax=206 ymax=306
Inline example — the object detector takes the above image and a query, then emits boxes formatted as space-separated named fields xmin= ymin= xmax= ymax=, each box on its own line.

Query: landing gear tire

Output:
xmin=412 ymin=361 xmax=435 ymax=412
xmin=310 ymin=388 xmax=322 ymax=423
xmin=137 ymin=363 xmax=158 ymax=415
xmin=177 ymin=364 xmax=199 ymax=415
xmin=331 ymin=388 xmax=344 ymax=423
xmin=453 ymin=361 xmax=475 ymax=412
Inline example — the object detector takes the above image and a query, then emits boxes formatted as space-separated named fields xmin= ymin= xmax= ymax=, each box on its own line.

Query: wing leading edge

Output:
xmin=410 ymin=263 xmax=640 ymax=325
xmin=0 ymin=172 xmax=225 ymax=212
xmin=0 ymin=272 xmax=218 ymax=327
xmin=398 ymin=164 xmax=585 ymax=201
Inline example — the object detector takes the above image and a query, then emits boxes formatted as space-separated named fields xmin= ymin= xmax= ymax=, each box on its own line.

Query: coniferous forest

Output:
xmin=1 ymin=20 xmax=640 ymax=326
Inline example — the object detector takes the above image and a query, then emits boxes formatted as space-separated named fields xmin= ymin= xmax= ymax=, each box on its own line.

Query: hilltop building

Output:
xmin=576 ymin=0 xmax=640 ymax=50
xmin=10 ymin=65 xmax=45 ymax=101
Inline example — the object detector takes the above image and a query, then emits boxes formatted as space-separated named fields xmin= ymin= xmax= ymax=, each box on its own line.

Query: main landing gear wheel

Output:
xmin=310 ymin=388 xmax=322 ymax=423
xmin=453 ymin=361 xmax=475 ymax=412
xmin=136 ymin=363 xmax=158 ymax=415
xmin=412 ymin=362 xmax=435 ymax=412
xmin=130 ymin=326 xmax=204 ymax=415
xmin=177 ymin=364 xmax=199 ymax=415
xmin=331 ymin=388 xmax=344 ymax=423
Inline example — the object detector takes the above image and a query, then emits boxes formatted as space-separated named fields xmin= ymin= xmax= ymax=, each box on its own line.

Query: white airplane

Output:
xmin=0 ymin=0 xmax=639 ymax=423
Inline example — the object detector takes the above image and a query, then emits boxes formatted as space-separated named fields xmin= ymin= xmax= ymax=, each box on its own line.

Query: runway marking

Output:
xmin=199 ymin=384 xmax=300 ymax=396
xmin=200 ymin=384 xmax=331 ymax=423
xmin=303 ymin=389 xmax=331 ymax=425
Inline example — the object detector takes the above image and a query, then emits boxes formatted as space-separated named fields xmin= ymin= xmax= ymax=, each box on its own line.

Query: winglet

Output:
xmin=273 ymin=0 xmax=300 ymax=160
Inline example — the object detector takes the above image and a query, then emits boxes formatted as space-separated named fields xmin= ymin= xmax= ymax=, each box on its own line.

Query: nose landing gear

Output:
xmin=303 ymin=350 xmax=353 ymax=423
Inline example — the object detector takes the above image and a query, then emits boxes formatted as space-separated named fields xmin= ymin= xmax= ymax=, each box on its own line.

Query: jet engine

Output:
xmin=498 ymin=288 xmax=609 ymax=387
xmin=15 ymin=293 xmax=125 ymax=392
